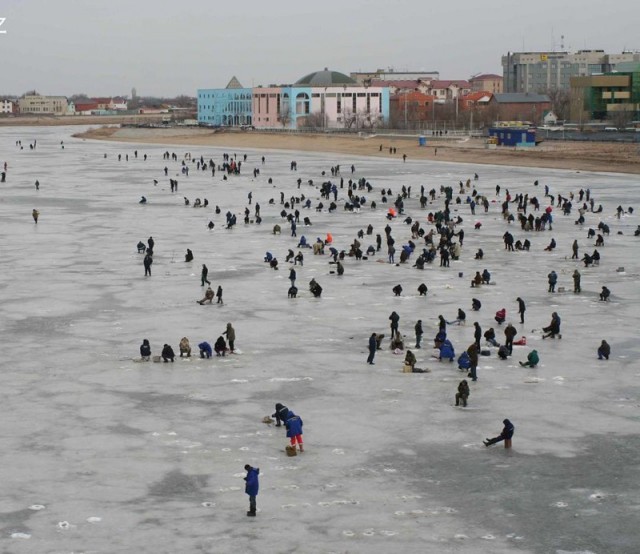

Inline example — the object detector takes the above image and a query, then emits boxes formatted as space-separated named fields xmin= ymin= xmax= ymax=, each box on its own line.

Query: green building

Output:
xmin=570 ymin=63 xmax=640 ymax=122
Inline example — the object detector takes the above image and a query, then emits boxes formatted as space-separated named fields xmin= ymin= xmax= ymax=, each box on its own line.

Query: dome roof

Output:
xmin=295 ymin=68 xmax=357 ymax=87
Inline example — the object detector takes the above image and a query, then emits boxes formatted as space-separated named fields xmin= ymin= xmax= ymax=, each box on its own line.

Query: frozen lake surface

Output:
xmin=0 ymin=126 xmax=639 ymax=553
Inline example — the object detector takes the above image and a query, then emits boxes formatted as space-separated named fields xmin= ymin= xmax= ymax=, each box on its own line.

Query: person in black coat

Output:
xmin=201 ymin=264 xmax=211 ymax=286
xmin=516 ymin=297 xmax=526 ymax=323
xmin=414 ymin=320 xmax=423 ymax=349
xmin=484 ymin=419 xmax=514 ymax=447
xmin=367 ymin=333 xmax=377 ymax=364
xmin=599 ymin=286 xmax=610 ymax=301
xmin=389 ymin=311 xmax=400 ymax=337
xmin=597 ymin=340 xmax=611 ymax=360
xmin=143 ymin=254 xmax=153 ymax=276
xmin=214 ymin=336 xmax=228 ymax=356
xmin=272 ymin=403 xmax=290 ymax=427
xmin=473 ymin=322 xmax=482 ymax=348
xmin=161 ymin=344 xmax=175 ymax=362
xmin=140 ymin=339 xmax=151 ymax=361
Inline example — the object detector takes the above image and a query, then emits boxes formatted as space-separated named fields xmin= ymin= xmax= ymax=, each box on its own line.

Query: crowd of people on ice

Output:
xmin=6 ymin=136 xmax=635 ymax=517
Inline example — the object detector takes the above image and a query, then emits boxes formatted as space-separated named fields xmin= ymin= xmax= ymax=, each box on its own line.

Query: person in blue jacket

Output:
xmin=198 ymin=341 xmax=212 ymax=358
xmin=484 ymin=419 xmax=515 ymax=447
xmin=285 ymin=411 xmax=304 ymax=453
xmin=439 ymin=339 xmax=455 ymax=362
xmin=244 ymin=464 xmax=260 ymax=516
xmin=457 ymin=351 xmax=471 ymax=371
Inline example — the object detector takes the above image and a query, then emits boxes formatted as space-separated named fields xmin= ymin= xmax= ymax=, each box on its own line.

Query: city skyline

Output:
xmin=1 ymin=0 xmax=639 ymax=97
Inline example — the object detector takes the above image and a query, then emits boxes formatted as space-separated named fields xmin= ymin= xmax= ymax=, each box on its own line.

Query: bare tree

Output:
xmin=278 ymin=102 xmax=291 ymax=128
xmin=360 ymin=109 xmax=382 ymax=130
xmin=69 ymin=93 xmax=90 ymax=103
xmin=341 ymin=107 xmax=356 ymax=129
xmin=546 ymin=88 xmax=571 ymax=121
xmin=301 ymin=111 xmax=324 ymax=130
xmin=610 ymin=108 xmax=634 ymax=130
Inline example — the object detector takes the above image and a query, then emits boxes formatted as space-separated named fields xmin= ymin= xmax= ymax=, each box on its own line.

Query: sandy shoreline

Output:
xmin=73 ymin=126 xmax=640 ymax=175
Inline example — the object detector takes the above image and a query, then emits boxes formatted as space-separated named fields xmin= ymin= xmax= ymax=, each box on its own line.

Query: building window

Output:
xmin=296 ymin=92 xmax=310 ymax=115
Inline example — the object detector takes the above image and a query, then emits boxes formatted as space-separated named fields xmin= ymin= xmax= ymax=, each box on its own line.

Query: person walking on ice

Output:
xmin=201 ymin=264 xmax=211 ymax=286
xmin=243 ymin=464 xmax=259 ymax=517
xmin=143 ymin=253 xmax=153 ymax=277
xmin=484 ymin=419 xmax=514 ymax=448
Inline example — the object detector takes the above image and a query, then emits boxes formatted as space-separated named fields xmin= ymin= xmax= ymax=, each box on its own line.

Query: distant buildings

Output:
xmin=489 ymin=93 xmax=551 ymax=123
xmin=198 ymin=69 xmax=390 ymax=130
xmin=18 ymin=95 xmax=68 ymax=115
xmin=0 ymin=98 xmax=15 ymax=113
xmin=502 ymin=50 xmax=640 ymax=93
xmin=469 ymin=74 xmax=503 ymax=94
xmin=198 ymin=77 xmax=253 ymax=127
xmin=350 ymin=69 xmax=439 ymax=85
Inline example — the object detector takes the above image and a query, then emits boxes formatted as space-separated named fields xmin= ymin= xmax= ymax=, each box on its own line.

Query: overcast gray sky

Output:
xmin=2 ymin=0 xmax=639 ymax=97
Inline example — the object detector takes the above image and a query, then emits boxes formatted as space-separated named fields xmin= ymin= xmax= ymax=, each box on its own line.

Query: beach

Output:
xmin=74 ymin=125 xmax=640 ymax=175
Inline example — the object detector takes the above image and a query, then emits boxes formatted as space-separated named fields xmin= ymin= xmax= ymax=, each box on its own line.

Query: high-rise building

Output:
xmin=502 ymin=50 xmax=640 ymax=93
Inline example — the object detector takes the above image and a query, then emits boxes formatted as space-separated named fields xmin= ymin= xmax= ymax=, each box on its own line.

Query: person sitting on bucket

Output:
xmin=484 ymin=419 xmax=515 ymax=447
xmin=519 ymin=349 xmax=539 ymax=368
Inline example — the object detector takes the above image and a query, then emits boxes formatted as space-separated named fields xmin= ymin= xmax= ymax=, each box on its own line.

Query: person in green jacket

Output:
xmin=519 ymin=349 xmax=539 ymax=368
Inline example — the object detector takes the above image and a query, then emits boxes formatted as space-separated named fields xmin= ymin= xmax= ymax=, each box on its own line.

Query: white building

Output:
xmin=18 ymin=95 xmax=68 ymax=115
xmin=0 ymin=99 xmax=14 ymax=113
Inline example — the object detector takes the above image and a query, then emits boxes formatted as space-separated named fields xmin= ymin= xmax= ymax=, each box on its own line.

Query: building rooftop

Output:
xmin=295 ymin=68 xmax=357 ymax=86
xmin=470 ymin=74 xmax=502 ymax=80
